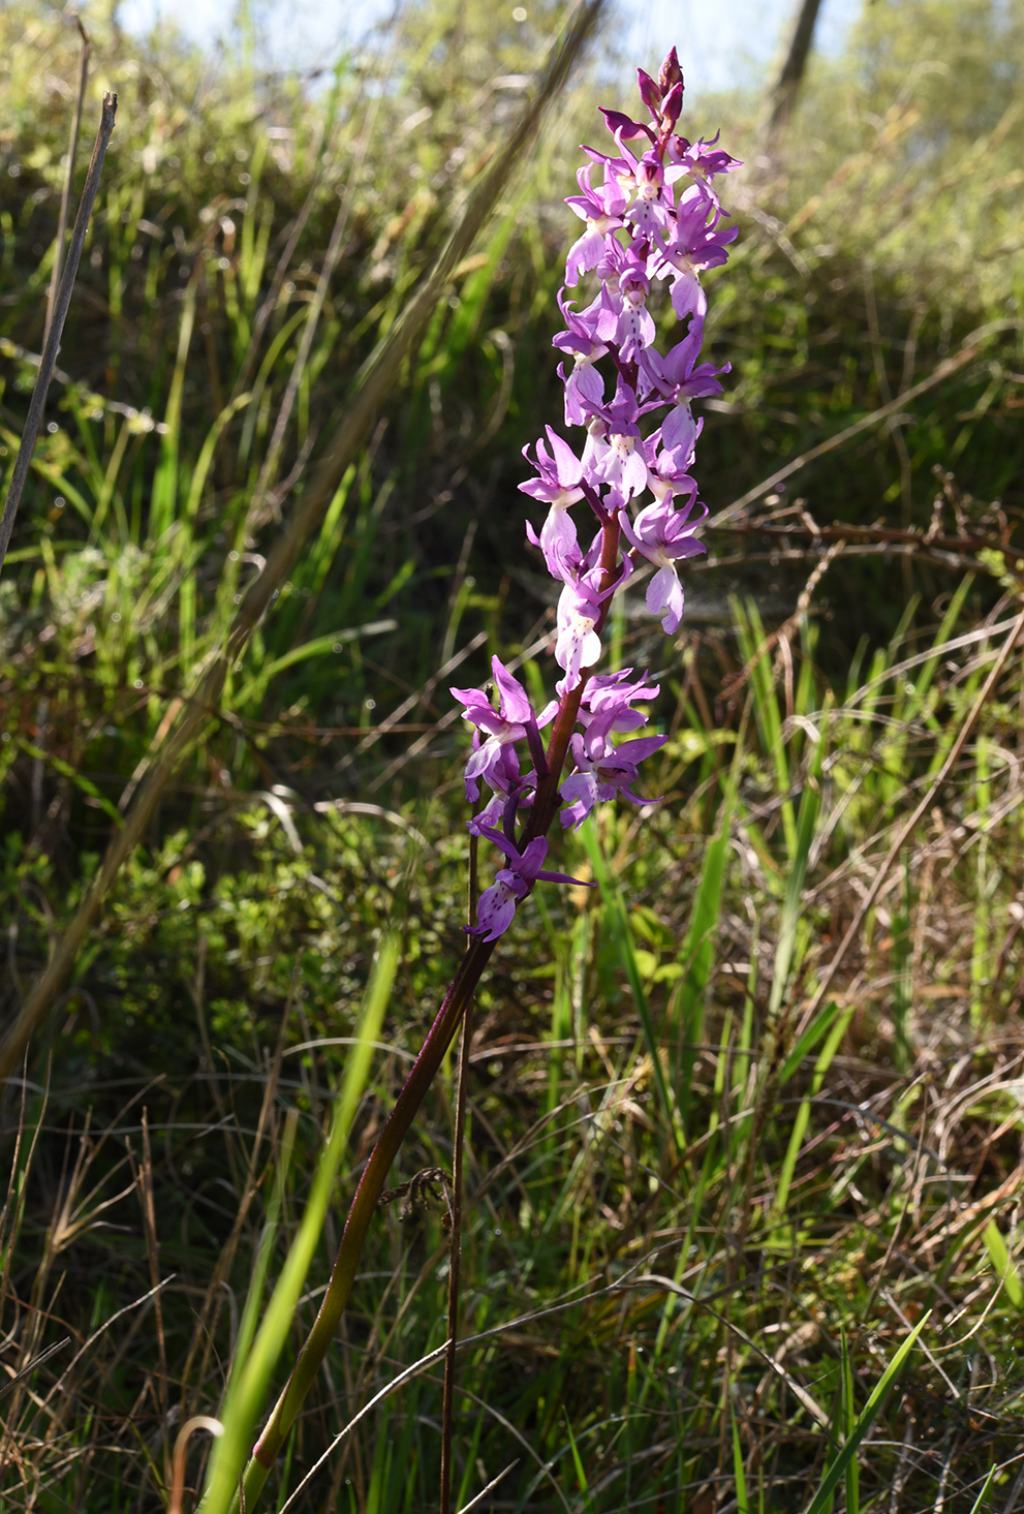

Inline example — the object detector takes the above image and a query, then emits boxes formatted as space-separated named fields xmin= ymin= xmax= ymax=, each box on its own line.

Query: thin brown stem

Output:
xmin=440 ymin=834 xmax=480 ymax=1510
xmin=233 ymin=938 xmax=495 ymax=1510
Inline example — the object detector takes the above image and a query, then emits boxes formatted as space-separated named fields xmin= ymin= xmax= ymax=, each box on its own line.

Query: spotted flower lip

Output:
xmin=455 ymin=51 xmax=737 ymax=938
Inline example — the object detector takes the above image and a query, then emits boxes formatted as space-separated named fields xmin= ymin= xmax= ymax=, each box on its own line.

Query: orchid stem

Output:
xmin=235 ymin=525 xmax=619 ymax=1508
xmin=237 ymin=938 xmax=494 ymax=1507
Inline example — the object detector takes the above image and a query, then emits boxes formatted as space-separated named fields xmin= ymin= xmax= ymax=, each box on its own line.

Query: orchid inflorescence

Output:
xmin=452 ymin=49 xmax=739 ymax=943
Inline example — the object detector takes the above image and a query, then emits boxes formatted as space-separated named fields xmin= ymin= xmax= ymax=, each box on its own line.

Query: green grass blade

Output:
xmin=841 ymin=1330 xmax=860 ymax=1514
xmin=966 ymin=1466 xmax=997 ymax=1512
xmin=804 ymin=1314 xmax=929 ymax=1514
xmin=773 ymin=1005 xmax=852 ymax=1216
xmin=982 ymin=1219 xmax=1023 ymax=1308
xmin=199 ymin=929 xmax=400 ymax=1513
xmin=768 ymin=726 xmax=825 ymax=1021
xmin=732 ymin=1412 xmax=750 ymax=1514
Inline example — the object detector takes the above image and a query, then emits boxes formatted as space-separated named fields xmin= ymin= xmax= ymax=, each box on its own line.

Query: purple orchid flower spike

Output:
xmin=619 ymin=497 xmax=708 ymax=634
xmin=467 ymin=828 xmax=591 ymax=942
xmin=451 ymin=55 xmax=738 ymax=936
xmin=242 ymin=57 xmax=741 ymax=1501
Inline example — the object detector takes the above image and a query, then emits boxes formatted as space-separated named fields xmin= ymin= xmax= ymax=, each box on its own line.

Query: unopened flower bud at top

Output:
xmin=636 ymin=67 xmax=663 ymax=119
xmin=658 ymin=46 xmax=683 ymax=96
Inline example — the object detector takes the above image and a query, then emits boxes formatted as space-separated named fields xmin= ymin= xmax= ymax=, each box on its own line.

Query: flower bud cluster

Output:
xmin=452 ymin=52 xmax=739 ymax=942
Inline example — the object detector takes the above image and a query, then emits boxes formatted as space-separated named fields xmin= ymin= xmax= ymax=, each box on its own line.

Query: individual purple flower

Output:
xmin=564 ymin=163 xmax=627 ymax=286
xmin=642 ymin=324 xmax=729 ymax=406
xmin=653 ymin=185 xmax=738 ymax=322
xmin=520 ymin=426 xmax=586 ymax=577
xmin=552 ymin=289 xmax=609 ymax=424
xmin=467 ymin=828 xmax=590 ymax=942
xmin=623 ymin=147 xmax=671 ymax=241
xmin=579 ymin=668 xmax=661 ymax=741
xmin=613 ymin=247 xmax=656 ymax=362
xmin=638 ymin=431 xmax=698 ymax=504
xmin=666 ymin=132 xmax=742 ymax=211
xmin=552 ymin=523 xmax=627 ymax=695
xmin=451 ymin=656 xmax=556 ymax=800
xmin=466 ymin=792 xmax=506 ymax=837
xmin=587 ymin=383 xmax=651 ymax=499
xmin=554 ymin=568 xmax=605 ymax=695
xmin=560 ymin=730 xmax=668 ymax=829
xmin=619 ymin=497 xmax=708 ymax=634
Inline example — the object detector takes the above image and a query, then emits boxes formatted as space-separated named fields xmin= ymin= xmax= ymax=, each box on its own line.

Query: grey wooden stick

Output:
xmin=43 ymin=17 xmax=93 ymax=346
xmin=0 ymin=91 xmax=117 ymax=575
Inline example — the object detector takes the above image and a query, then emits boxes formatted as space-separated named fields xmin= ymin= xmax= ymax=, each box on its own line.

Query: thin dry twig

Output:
xmin=167 ymin=1416 xmax=224 ymax=1514
xmin=43 ymin=16 xmax=92 ymax=346
xmin=0 ymin=92 xmax=117 ymax=576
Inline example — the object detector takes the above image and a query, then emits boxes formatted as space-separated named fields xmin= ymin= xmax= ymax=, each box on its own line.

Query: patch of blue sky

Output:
xmin=104 ymin=0 xmax=862 ymax=98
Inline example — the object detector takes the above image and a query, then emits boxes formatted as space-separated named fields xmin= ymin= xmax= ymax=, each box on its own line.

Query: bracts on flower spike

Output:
xmin=453 ymin=51 xmax=739 ymax=940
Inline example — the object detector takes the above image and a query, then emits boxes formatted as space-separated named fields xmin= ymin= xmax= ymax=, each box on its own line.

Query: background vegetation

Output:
xmin=1 ymin=0 xmax=1022 ymax=1508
